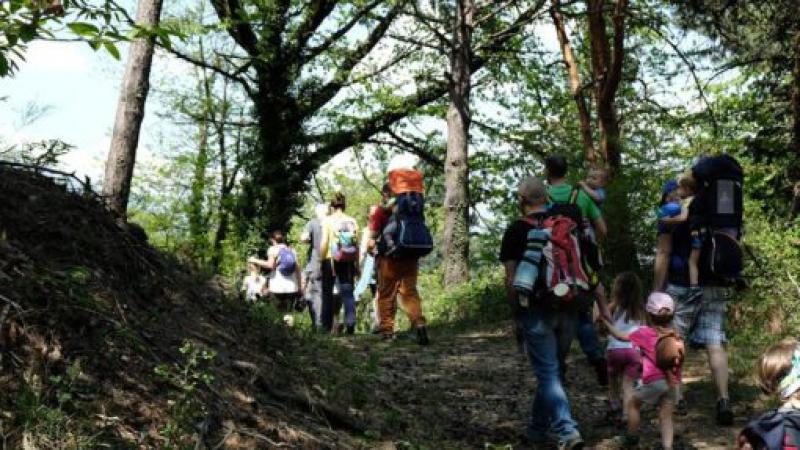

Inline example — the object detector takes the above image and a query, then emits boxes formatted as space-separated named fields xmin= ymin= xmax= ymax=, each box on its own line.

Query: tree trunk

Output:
xmin=442 ymin=0 xmax=474 ymax=288
xmin=791 ymin=28 xmax=800 ymax=219
xmin=551 ymin=0 xmax=596 ymax=164
xmin=102 ymin=0 xmax=164 ymax=217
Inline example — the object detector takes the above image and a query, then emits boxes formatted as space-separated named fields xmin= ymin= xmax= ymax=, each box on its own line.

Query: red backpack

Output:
xmin=524 ymin=214 xmax=590 ymax=302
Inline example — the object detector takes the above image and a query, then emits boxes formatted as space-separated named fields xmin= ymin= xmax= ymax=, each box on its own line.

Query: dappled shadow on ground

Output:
xmin=339 ymin=323 xmax=760 ymax=449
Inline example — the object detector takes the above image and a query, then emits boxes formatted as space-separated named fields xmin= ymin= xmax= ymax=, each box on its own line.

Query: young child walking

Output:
xmin=738 ymin=338 xmax=800 ymax=450
xmin=605 ymin=272 xmax=646 ymax=425
xmin=241 ymin=262 xmax=266 ymax=302
xmin=604 ymin=292 xmax=684 ymax=450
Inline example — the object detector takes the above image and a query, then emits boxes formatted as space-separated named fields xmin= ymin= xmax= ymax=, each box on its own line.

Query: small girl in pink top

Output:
xmin=604 ymin=292 xmax=682 ymax=450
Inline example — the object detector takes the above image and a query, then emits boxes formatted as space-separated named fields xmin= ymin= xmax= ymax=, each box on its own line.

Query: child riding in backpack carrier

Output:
xmin=739 ymin=338 xmax=800 ymax=450
xmin=379 ymin=155 xmax=433 ymax=259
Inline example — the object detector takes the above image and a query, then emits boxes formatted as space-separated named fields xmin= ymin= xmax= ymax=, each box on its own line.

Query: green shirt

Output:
xmin=547 ymin=183 xmax=602 ymax=222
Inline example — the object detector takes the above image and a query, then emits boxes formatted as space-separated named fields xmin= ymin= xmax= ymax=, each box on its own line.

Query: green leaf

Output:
xmin=67 ymin=22 xmax=100 ymax=37
xmin=103 ymin=41 xmax=120 ymax=60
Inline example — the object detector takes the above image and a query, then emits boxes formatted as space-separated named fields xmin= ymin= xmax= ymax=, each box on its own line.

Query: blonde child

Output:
xmin=738 ymin=338 xmax=800 ymax=450
xmin=578 ymin=167 xmax=609 ymax=206
xmin=241 ymin=262 xmax=266 ymax=302
xmin=605 ymin=272 xmax=646 ymax=425
xmin=604 ymin=292 xmax=683 ymax=450
xmin=658 ymin=171 xmax=700 ymax=288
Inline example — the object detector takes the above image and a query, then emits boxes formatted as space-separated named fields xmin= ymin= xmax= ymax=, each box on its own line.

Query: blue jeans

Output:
xmin=577 ymin=308 xmax=603 ymax=362
xmin=517 ymin=307 xmax=580 ymax=442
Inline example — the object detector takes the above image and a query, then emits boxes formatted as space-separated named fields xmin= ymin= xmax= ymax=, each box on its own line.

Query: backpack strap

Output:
xmin=569 ymin=186 xmax=580 ymax=205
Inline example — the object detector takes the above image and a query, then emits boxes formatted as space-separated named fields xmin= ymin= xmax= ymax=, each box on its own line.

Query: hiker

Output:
xmin=355 ymin=204 xmax=380 ymax=332
xmin=372 ymin=170 xmax=431 ymax=344
xmin=501 ymin=175 xmax=584 ymax=449
xmin=654 ymin=171 xmax=699 ymax=291
xmin=653 ymin=179 xmax=682 ymax=292
xmin=249 ymin=230 xmax=301 ymax=312
xmin=603 ymin=292 xmax=684 ymax=450
xmin=604 ymin=272 xmax=645 ymax=427
xmin=738 ymin=338 xmax=800 ymax=450
xmin=544 ymin=154 xmax=609 ymax=386
xmin=301 ymin=203 xmax=329 ymax=328
xmin=241 ymin=262 xmax=266 ymax=302
xmin=663 ymin=154 xmax=743 ymax=425
xmin=319 ymin=192 xmax=360 ymax=335
xmin=578 ymin=167 xmax=608 ymax=206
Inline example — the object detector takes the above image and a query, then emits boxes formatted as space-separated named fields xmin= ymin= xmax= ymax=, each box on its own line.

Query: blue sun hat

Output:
xmin=660 ymin=179 xmax=679 ymax=204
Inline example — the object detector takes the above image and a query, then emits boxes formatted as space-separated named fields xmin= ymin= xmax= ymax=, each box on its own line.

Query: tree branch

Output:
xmin=291 ymin=0 xmax=336 ymax=59
xmin=210 ymin=0 xmax=260 ymax=56
xmin=300 ymin=0 xmax=407 ymax=118
xmin=163 ymin=45 xmax=254 ymax=97
xmin=304 ymin=0 xmax=385 ymax=62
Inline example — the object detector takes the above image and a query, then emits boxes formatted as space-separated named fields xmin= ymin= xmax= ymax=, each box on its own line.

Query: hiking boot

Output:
xmin=416 ymin=326 xmax=430 ymax=346
xmin=676 ymin=399 xmax=688 ymax=416
xmin=612 ymin=433 xmax=640 ymax=449
xmin=716 ymin=398 xmax=734 ymax=426
xmin=592 ymin=358 xmax=609 ymax=386
xmin=558 ymin=434 xmax=584 ymax=450
xmin=345 ymin=325 xmax=355 ymax=335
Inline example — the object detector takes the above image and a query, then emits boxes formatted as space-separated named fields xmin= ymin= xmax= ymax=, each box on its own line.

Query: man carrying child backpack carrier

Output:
xmin=659 ymin=153 xmax=745 ymax=426
xmin=371 ymin=158 xmax=432 ymax=345
xmin=544 ymin=155 xmax=610 ymax=386
xmin=501 ymin=175 xmax=586 ymax=450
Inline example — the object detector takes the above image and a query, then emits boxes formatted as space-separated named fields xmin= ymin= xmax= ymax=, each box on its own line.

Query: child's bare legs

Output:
xmin=626 ymin=394 xmax=642 ymax=435
xmin=689 ymin=247 xmax=701 ymax=287
xmin=621 ymin=375 xmax=636 ymax=421
xmin=654 ymin=234 xmax=672 ymax=291
xmin=608 ymin=371 xmax=622 ymax=413
xmin=659 ymin=397 xmax=676 ymax=449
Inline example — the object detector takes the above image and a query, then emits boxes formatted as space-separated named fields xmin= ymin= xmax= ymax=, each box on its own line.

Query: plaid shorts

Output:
xmin=667 ymin=284 xmax=729 ymax=346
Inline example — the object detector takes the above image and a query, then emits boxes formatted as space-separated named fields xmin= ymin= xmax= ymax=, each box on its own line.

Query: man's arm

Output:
xmin=592 ymin=216 xmax=608 ymax=241
xmin=503 ymin=260 xmax=521 ymax=317
xmin=578 ymin=181 xmax=604 ymax=203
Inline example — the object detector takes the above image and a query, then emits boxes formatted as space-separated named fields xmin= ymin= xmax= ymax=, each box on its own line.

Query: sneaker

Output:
xmin=592 ymin=358 xmax=609 ymax=386
xmin=558 ymin=434 xmax=584 ymax=450
xmin=716 ymin=398 xmax=734 ymax=426
xmin=416 ymin=326 xmax=430 ymax=345
xmin=676 ymin=399 xmax=688 ymax=416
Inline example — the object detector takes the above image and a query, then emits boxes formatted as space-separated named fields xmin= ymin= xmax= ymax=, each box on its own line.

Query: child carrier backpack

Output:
xmin=549 ymin=187 xmax=602 ymax=277
xmin=741 ymin=410 xmax=800 ymax=450
xmin=276 ymin=246 xmax=297 ymax=276
xmin=514 ymin=213 xmax=590 ymax=306
xmin=385 ymin=192 xmax=433 ymax=259
xmin=692 ymin=155 xmax=745 ymax=282
xmin=655 ymin=330 xmax=685 ymax=383
xmin=332 ymin=219 xmax=358 ymax=262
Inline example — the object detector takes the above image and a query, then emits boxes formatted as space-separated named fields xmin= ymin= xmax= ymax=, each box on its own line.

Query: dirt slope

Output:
xmin=0 ymin=164 xmax=362 ymax=448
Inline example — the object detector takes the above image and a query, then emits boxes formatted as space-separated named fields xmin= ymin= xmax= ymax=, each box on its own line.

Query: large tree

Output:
xmin=442 ymin=0 xmax=474 ymax=287
xmin=102 ymin=0 xmax=164 ymax=216
xmin=167 ymin=0 xmax=546 ymax=233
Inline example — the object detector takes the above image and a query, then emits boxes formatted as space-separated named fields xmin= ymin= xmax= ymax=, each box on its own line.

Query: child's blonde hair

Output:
xmin=678 ymin=170 xmax=697 ymax=193
xmin=757 ymin=338 xmax=800 ymax=398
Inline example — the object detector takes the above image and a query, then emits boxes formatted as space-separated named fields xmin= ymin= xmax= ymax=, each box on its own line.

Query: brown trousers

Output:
xmin=376 ymin=257 xmax=426 ymax=334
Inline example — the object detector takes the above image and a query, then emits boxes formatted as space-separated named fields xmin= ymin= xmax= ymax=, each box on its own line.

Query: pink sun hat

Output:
xmin=646 ymin=291 xmax=675 ymax=315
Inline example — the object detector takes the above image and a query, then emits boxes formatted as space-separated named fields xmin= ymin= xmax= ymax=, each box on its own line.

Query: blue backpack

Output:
xmin=276 ymin=246 xmax=297 ymax=276
xmin=385 ymin=192 xmax=433 ymax=259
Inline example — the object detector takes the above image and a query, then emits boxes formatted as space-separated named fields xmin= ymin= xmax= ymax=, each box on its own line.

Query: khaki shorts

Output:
xmin=634 ymin=379 xmax=677 ymax=408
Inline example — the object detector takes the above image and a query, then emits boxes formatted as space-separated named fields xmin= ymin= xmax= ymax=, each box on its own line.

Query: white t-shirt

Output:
xmin=242 ymin=274 xmax=266 ymax=301
xmin=607 ymin=311 xmax=641 ymax=350
xmin=267 ymin=244 xmax=299 ymax=294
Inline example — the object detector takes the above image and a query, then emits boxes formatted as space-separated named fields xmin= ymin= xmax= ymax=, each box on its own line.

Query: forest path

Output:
xmin=337 ymin=323 xmax=759 ymax=449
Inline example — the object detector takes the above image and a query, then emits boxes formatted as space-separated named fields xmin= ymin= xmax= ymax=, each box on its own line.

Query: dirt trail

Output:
xmin=341 ymin=323 xmax=758 ymax=449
